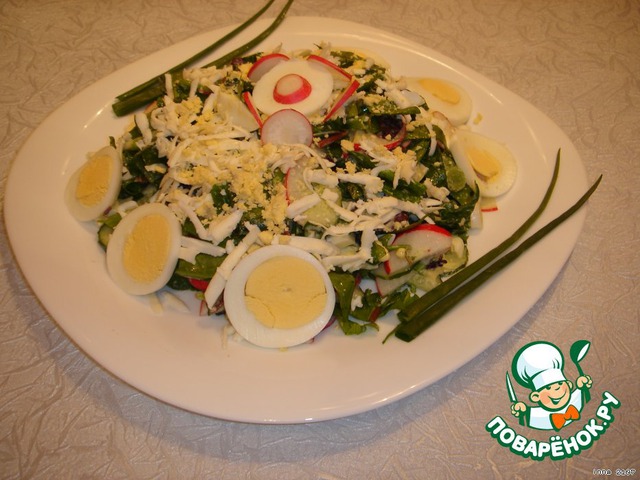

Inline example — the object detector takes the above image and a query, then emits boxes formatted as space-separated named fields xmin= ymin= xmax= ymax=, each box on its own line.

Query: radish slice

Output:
xmin=384 ymin=224 xmax=452 ymax=275
xmin=242 ymin=91 xmax=263 ymax=128
xmin=306 ymin=54 xmax=352 ymax=82
xmin=374 ymin=267 xmax=412 ymax=297
xmin=353 ymin=118 xmax=406 ymax=151
xmin=324 ymin=78 xmax=360 ymax=121
xmin=480 ymin=197 xmax=498 ymax=212
xmin=247 ymin=53 xmax=290 ymax=82
xmin=261 ymin=109 xmax=313 ymax=146
xmin=273 ymin=74 xmax=313 ymax=104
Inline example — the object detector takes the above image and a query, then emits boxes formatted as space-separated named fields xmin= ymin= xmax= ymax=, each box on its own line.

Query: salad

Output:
xmin=65 ymin=41 xmax=518 ymax=346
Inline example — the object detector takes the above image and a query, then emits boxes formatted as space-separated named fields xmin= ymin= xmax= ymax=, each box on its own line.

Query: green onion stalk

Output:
xmin=394 ymin=151 xmax=602 ymax=342
xmin=112 ymin=0 xmax=294 ymax=117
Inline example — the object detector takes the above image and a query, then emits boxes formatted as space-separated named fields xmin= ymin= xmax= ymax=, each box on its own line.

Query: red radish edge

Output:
xmin=284 ymin=170 xmax=292 ymax=203
xmin=353 ymin=118 xmax=407 ymax=152
xmin=383 ymin=223 xmax=452 ymax=274
xmin=324 ymin=78 xmax=360 ymax=121
xmin=261 ymin=109 xmax=313 ymax=146
xmin=375 ymin=271 xmax=411 ymax=297
xmin=247 ymin=53 xmax=290 ymax=82
xmin=396 ymin=223 xmax=452 ymax=238
xmin=480 ymin=197 xmax=499 ymax=212
xmin=307 ymin=54 xmax=352 ymax=81
xmin=273 ymin=74 xmax=313 ymax=105
xmin=383 ymin=120 xmax=407 ymax=150
xmin=316 ymin=131 xmax=348 ymax=149
xmin=242 ymin=91 xmax=263 ymax=128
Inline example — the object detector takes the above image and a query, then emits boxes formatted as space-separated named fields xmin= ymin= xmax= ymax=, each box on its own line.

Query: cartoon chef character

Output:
xmin=510 ymin=341 xmax=592 ymax=431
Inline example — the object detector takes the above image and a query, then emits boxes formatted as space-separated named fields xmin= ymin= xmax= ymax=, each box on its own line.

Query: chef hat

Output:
xmin=512 ymin=341 xmax=567 ymax=391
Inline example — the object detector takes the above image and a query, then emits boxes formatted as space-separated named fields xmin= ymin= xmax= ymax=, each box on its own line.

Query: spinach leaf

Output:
xmin=378 ymin=170 xmax=427 ymax=202
xmin=174 ymin=253 xmax=225 ymax=280
xmin=329 ymin=271 xmax=377 ymax=335
xmin=119 ymin=144 xmax=167 ymax=200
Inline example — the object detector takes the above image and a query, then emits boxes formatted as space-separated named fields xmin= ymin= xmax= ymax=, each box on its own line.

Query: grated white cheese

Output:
xmin=271 ymin=234 xmax=340 ymax=256
xmin=204 ymin=223 xmax=260 ymax=308
xmin=208 ymin=210 xmax=243 ymax=245
xmin=285 ymin=193 xmax=321 ymax=219
xmin=179 ymin=236 xmax=226 ymax=263
xmin=134 ymin=112 xmax=153 ymax=145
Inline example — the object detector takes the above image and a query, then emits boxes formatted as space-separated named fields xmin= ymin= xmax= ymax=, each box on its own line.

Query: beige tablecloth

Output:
xmin=1 ymin=1 xmax=638 ymax=478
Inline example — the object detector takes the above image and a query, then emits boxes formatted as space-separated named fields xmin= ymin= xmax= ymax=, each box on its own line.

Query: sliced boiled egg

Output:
xmin=449 ymin=129 xmax=518 ymax=198
xmin=404 ymin=77 xmax=473 ymax=126
xmin=64 ymin=145 xmax=122 ymax=221
xmin=106 ymin=203 xmax=181 ymax=295
xmin=251 ymin=59 xmax=334 ymax=117
xmin=223 ymin=244 xmax=336 ymax=349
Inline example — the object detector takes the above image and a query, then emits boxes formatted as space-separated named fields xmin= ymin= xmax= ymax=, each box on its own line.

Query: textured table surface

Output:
xmin=1 ymin=1 xmax=638 ymax=478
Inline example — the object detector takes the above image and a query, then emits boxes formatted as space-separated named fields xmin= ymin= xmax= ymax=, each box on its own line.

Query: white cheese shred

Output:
xmin=204 ymin=224 xmax=260 ymax=308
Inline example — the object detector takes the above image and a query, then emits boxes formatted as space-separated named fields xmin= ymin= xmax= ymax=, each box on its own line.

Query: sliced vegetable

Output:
xmin=353 ymin=118 xmax=407 ymax=152
xmin=261 ymin=109 xmax=313 ymax=146
xmin=307 ymin=54 xmax=352 ymax=82
xmin=384 ymin=224 xmax=452 ymax=275
xmin=241 ymin=91 xmax=263 ymax=128
xmin=375 ymin=270 xmax=412 ymax=297
xmin=480 ymin=197 xmax=498 ymax=212
xmin=273 ymin=74 xmax=313 ymax=104
xmin=284 ymin=164 xmax=340 ymax=227
xmin=324 ymin=78 xmax=360 ymax=121
xmin=247 ymin=52 xmax=290 ymax=82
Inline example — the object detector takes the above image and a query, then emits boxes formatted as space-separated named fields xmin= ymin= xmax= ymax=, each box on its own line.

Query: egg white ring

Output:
xmin=449 ymin=129 xmax=518 ymax=198
xmin=64 ymin=145 xmax=122 ymax=222
xmin=251 ymin=59 xmax=334 ymax=116
xmin=106 ymin=202 xmax=182 ymax=296
xmin=224 ymin=244 xmax=336 ymax=349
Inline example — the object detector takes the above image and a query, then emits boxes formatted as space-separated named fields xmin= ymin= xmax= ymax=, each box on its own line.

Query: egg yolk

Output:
xmin=420 ymin=78 xmax=461 ymax=105
xmin=244 ymin=256 xmax=327 ymax=329
xmin=122 ymin=214 xmax=171 ymax=284
xmin=467 ymin=146 xmax=501 ymax=180
xmin=75 ymin=154 xmax=112 ymax=207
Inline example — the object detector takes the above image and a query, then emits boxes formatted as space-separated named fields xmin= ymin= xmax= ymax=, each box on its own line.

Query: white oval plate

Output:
xmin=4 ymin=17 xmax=588 ymax=423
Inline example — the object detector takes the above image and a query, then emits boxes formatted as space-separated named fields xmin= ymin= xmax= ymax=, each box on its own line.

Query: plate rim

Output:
xmin=4 ymin=15 xmax=588 ymax=424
